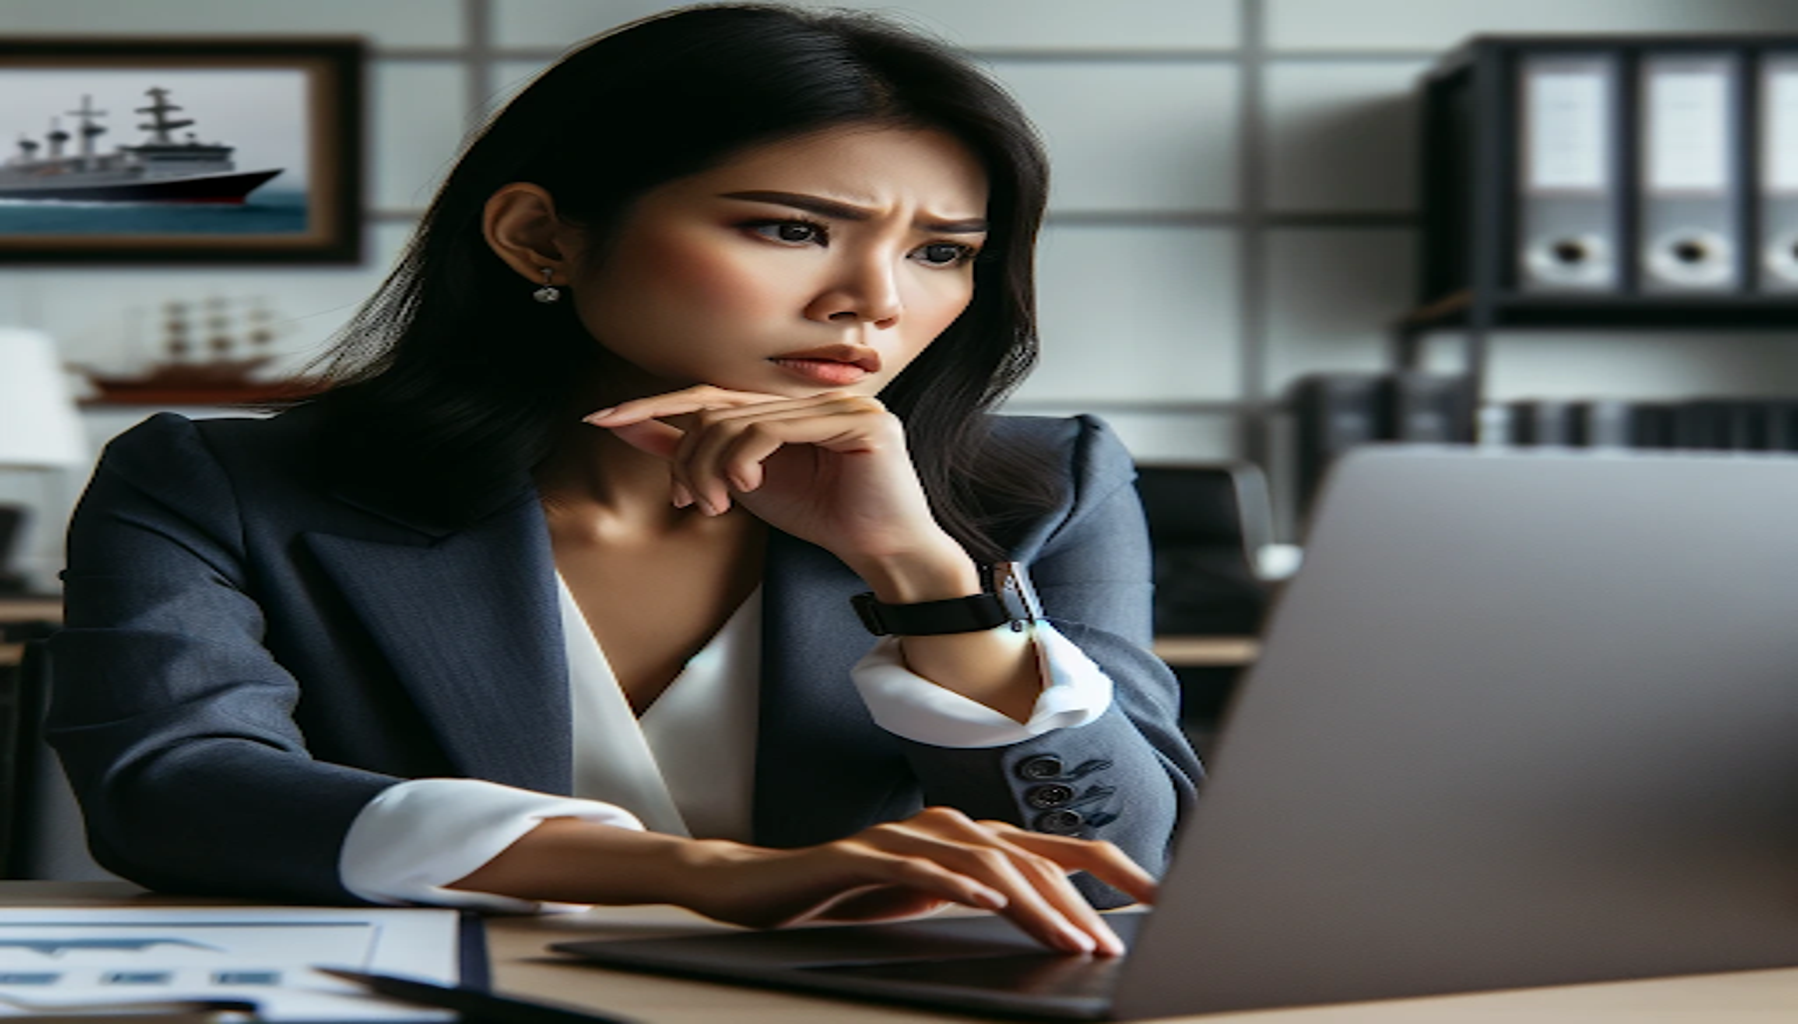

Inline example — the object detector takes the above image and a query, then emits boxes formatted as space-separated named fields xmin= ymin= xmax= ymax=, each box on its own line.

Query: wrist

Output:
xmin=451 ymin=819 xmax=696 ymax=905
xmin=846 ymin=537 xmax=980 ymax=604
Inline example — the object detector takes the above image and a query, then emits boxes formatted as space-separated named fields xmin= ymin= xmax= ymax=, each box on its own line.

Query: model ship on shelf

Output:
xmin=75 ymin=297 xmax=324 ymax=406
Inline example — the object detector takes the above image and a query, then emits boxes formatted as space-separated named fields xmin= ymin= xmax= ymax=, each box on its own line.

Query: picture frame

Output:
xmin=0 ymin=37 xmax=364 ymax=264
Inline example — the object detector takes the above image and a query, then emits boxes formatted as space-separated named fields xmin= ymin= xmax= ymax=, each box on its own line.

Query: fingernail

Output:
xmin=727 ymin=470 xmax=753 ymax=492
xmin=1062 ymin=927 xmax=1096 ymax=955
xmin=671 ymin=482 xmax=694 ymax=509
xmin=973 ymin=887 xmax=1007 ymax=911
xmin=582 ymin=407 xmax=617 ymax=424
xmin=1096 ymin=927 xmax=1125 ymax=956
xmin=696 ymin=495 xmax=719 ymax=516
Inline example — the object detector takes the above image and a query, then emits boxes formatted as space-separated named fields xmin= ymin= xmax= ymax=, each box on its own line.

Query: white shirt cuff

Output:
xmin=851 ymin=622 xmax=1114 ymax=749
xmin=339 ymin=778 xmax=645 ymax=912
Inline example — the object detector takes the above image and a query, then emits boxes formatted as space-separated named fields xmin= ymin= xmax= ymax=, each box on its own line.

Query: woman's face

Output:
xmin=566 ymin=124 xmax=990 ymax=398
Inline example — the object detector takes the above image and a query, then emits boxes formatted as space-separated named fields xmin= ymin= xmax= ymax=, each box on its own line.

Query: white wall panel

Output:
xmin=0 ymin=0 xmax=464 ymax=47
xmin=1262 ymin=229 xmax=1413 ymax=395
xmin=1484 ymin=333 xmax=1798 ymax=402
xmin=371 ymin=63 xmax=468 ymax=212
xmin=1263 ymin=61 xmax=1426 ymax=211
xmin=1269 ymin=0 xmax=1798 ymax=52
xmin=493 ymin=0 xmax=1238 ymax=51
xmin=990 ymin=62 xmax=1238 ymax=212
xmin=1018 ymin=225 xmax=1239 ymax=403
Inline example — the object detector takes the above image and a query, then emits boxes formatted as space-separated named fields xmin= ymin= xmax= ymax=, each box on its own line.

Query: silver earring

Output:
xmin=532 ymin=267 xmax=561 ymax=304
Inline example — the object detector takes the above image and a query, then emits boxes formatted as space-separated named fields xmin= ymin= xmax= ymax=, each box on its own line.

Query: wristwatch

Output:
xmin=851 ymin=561 xmax=1045 ymax=636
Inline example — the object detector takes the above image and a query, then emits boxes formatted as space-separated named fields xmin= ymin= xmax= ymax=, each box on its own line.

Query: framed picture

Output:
xmin=0 ymin=37 xmax=364 ymax=264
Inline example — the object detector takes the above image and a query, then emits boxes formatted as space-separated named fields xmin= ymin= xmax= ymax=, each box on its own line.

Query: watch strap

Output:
xmin=851 ymin=561 xmax=1044 ymax=636
xmin=851 ymin=591 xmax=1014 ymax=636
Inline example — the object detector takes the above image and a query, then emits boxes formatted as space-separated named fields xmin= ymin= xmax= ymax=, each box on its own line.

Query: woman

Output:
xmin=49 ymin=4 xmax=1201 ymax=956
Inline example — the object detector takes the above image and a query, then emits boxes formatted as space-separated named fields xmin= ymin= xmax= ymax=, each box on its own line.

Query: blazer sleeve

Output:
xmin=891 ymin=415 xmax=1204 ymax=907
xmin=47 ymin=413 xmax=395 ymax=902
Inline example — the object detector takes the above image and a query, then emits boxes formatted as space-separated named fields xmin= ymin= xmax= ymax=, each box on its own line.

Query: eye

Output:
xmin=913 ymin=241 xmax=978 ymax=267
xmin=746 ymin=219 xmax=828 ymax=246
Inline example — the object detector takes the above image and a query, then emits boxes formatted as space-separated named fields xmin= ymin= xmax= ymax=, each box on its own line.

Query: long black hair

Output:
xmin=299 ymin=3 xmax=1057 ymax=561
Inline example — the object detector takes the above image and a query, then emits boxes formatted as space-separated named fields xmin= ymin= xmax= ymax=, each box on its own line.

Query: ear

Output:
xmin=482 ymin=183 xmax=586 ymax=287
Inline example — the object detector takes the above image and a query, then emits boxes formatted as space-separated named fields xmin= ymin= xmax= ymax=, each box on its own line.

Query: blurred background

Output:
xmin=4 ymin=0 xmax=1798 ymax=593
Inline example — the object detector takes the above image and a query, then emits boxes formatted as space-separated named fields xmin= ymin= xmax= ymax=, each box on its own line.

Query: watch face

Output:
xmin=991 ymin=561 xmax=1046 ymax=622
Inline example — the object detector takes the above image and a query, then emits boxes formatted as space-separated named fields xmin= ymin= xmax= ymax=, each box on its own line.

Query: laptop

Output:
xmin=551 ymin=446 xmax=1798 ymax=1019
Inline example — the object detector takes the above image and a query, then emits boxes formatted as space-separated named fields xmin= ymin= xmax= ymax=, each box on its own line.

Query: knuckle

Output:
xmin=893 ymin=854 xmax=938 ymax=876
xmin=918 ymin=805 xmax=970 ymax=825
xmin=968 ymin=847 xmax=1009 ymax=873
xmin=862 ymin=822 xmax=906 ymax=843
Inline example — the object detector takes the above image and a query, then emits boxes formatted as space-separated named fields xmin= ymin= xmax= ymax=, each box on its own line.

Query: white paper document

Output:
xmin=0 ymin=906 xmax=463 ymax=1020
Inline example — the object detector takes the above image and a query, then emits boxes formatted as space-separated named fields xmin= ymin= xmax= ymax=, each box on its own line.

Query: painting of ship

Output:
xmin=0 ymin=87 xmax=282 ymax=204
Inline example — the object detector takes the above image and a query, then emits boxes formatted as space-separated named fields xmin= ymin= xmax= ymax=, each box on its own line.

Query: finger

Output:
xmin=601 ymin=418 xmax=684 ymax=461
xmin=867 ymin=825 xmax=1100 ymax=955
xmin=584 ymin=386 xmax=820 ymax=427
xmin=677 ymin=404 xmax=888 ymax=513
xmin=869 ymin=853 xmax=1009 ymax=914
xmin=919 ymin=815 xmax=1127 ymax=957
xmin=699 ymin=410 xmax=883 ymax=503
xmin=980 ymin=822 xmax=1159 ymax=907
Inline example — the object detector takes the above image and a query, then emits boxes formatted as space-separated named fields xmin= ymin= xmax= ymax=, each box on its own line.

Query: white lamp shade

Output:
xmin=0 ymin=327 xmax=87 ymax=467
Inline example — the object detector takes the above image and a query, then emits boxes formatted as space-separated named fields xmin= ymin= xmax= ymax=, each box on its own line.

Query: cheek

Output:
xmin=635 ymin=231 xmax=789 ymax=323
xmin=895 ymin=276 xmax=975 ymax=358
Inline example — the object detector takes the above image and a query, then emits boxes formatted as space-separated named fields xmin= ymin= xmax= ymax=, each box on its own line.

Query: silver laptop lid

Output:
xmin=1116 ymin=445 xmax=1798 ymax=1018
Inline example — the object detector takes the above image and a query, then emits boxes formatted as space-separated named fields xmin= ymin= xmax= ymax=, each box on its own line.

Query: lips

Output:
xmin=768 ymin=344 xmax=881 ymax=386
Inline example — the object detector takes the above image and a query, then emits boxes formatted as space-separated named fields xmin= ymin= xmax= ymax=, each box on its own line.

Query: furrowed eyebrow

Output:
xmin=720 ymin=190 xmax=988 ymax=235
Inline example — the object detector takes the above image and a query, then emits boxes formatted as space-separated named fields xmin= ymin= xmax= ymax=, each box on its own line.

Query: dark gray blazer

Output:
xmin=49 ymin=409 xmax=1201 ymax=905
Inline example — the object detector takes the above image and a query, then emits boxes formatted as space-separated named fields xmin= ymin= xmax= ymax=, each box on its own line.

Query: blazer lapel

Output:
xmin=302 ymin=492 xmax=572 ymax=794
xmin=754 ymin=529 xmax=909 ymax=847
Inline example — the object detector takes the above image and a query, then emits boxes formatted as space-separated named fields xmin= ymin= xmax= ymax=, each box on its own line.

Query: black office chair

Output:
xmin=1133 ymin=462 xmax=1275 ymax=737
xmin=2 ymin=639 xmax=117 ymax=880
xmin=0 ymin=506 xmax=28 ymax=595
xmin=1134 ymin=462 xmax=1272 ymax=637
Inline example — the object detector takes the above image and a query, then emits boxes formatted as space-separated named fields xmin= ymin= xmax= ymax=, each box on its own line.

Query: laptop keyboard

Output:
xmin=802 ymin=951 xmax=1122 ymax=999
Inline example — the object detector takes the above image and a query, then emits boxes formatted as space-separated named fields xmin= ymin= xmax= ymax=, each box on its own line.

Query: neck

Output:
xmin=535 ymin=423 xmax=679 ymax=533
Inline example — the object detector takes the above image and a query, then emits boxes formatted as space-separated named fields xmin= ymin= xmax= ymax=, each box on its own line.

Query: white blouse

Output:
xmin=337 ymin=574 xmax=1115 ymax=911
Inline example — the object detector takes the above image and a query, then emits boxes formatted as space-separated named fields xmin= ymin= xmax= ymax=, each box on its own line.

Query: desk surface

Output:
xmin=0 ymin=596 xmax=1258 ymax=669
xmin=5 ymin=882 xmax=1797 ymax=1023
xmin=0 ymin=596 xmax=59 ymax=666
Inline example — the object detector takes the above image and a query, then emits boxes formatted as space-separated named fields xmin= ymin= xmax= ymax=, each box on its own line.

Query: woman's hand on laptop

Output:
xmin=667 ymin=806 xmax=1155 ymax=956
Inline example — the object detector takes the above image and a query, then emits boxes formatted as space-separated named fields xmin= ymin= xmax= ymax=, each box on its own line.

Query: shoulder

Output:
xmin=981 ymin=414 xmax=1140 ymax=558
xmin=985 ymin=412 xmax=1136 ymax=496
xmin=94 ymin=407 xmax=327 ymax=507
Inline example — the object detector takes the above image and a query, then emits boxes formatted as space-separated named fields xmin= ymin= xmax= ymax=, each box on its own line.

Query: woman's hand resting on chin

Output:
xmin=584 ymin=385 xmax=974 ymax=594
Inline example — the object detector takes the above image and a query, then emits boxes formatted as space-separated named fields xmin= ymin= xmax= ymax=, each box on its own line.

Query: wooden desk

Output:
xmin=1151 ymin=635 xmax=1259 ymax=668
xmin=0 ymin=596 xmax=59 ymax=667
xmin=7 ymin=882 xmax=1798 ymax=1023
xmin=0 ymin=601 xmax=1247 ymax=671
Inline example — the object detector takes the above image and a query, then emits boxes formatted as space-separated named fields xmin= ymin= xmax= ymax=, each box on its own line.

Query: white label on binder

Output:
xmin=1767 ymin=70 xmax=1798 ymax=193
xmin=1647 ymin=70 xmax=1729 ymax=192
xmin=1526 ymin=71 xmax=1608 ymax=191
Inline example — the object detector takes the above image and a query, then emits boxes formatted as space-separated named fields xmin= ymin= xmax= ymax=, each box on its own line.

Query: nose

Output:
xmin=804 ymin=251 xmax=903 ymax=329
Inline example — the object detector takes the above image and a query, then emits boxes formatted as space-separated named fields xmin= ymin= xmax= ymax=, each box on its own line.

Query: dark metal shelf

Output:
xmin=1402 ymin=290 xmax=1798 ymax=334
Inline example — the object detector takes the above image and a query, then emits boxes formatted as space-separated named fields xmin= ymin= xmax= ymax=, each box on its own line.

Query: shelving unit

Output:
xmin=1396 ymin=35 xmax=1798 ymax=420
